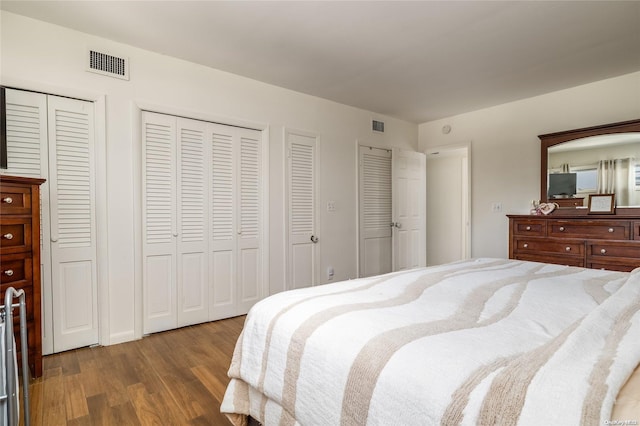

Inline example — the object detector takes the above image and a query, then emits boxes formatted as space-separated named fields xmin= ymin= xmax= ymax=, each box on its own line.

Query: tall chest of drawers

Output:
xmin=0 ymin=175 xmax=45 ymax=377
xmin=508 ymin=214 xmax=640 ymax=272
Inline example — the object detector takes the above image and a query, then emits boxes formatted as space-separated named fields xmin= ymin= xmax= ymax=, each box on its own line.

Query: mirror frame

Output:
xmin=539 ymin=119 xmax=640 ymax=210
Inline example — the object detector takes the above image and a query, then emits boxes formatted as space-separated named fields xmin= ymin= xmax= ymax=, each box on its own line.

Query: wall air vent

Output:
xmin=87 ymin=49 xmax=129 ymax=80
xmin=372 ymin=120 xmax=385 ymax=133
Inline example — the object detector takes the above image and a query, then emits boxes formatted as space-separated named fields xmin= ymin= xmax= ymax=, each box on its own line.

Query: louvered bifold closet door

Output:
xmin=142 ymin=112 xmax=177 ymax=334
xmin=47 ymin=95 xmax=99 ymax=352
xmin=287 ymin=131 xmax=317 ymax=290
xmin=176 ymin=118 xmax=209 ymax=327
xmin=359 ymin=146 xmax=392 ymax=278
xmin=209 ymin=125 xmax=236 ymax=320
xmin=237 ymin=128 xmax=262 ymax=312
xmin=209 ymin=124 xmax=262 ymax=320
xmin=2 ymin=89 xmax=54 ymax=354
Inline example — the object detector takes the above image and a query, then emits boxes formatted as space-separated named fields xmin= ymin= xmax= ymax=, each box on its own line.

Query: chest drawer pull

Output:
xmin=2 ymin=197 xmax=13 ymax=204
xmin=600 ymin=248 xmax=607 ymax=254
xmin=608 ymin=228 xmax=614 ymax=233
xmin=565 ymin=246 xmax=571 ymax=251
xmin=559 ymin=226 xmax=565 ymax=232
xmin=523 ymin=243 xmax=528 ymax=248
xmin=3 ymin=269 xmax=14 ymax=277
xmin=525 ymin=226 xmax=531 ymax=231
xmin=2 ymin=233 xmax=14 ymax=240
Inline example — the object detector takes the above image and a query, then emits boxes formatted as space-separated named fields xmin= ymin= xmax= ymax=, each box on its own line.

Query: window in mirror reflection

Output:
xmin=548 ymin=133 xmax=640 ymax=207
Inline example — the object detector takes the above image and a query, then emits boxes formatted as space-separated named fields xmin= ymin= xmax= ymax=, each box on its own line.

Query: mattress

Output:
xmin=222 ymin=258 xmax=640 ymax=425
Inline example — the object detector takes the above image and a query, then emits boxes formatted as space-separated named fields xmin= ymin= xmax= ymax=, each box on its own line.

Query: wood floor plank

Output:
xmin=41 ymin=366 xmax=67 ymax=425
xmin=29 ymin=317 xmax=243 ymax=425
xmin=64 ymin=374 xmax=90 ymax=420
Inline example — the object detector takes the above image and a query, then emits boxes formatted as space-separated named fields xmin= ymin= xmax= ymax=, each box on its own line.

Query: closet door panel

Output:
xmin=2 ymin=89 xmax=54 ymax=354
xmin=47 ymin=95 xmax=98 ymax=352
xmin=142 ymin=112 xmax=177 ymax=333
xmin=210 ymin=127 xmax=237 ymax=319
xmin=176 ymin=118 xmax=209 ymax=326
xmin=237 ymin=130 xmax=262 ymax=312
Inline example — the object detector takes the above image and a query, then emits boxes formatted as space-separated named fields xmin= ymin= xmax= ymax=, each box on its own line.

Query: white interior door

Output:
xmin=3 ymin=89 xmax=98 ymax=353
xmin=47 ymin=95 xmax=99 ymax=352
xmin=358 ymin=146 xmax=392 ymax=277
xmin=176 ymin=118 xmax=209 ymax=326
xmin=236 ymin=129 xmax=262 ymax=311
xmin=392 ymin=149 xmax=426 ymax=271
xmin=426 ymin=145 xmax=470 ymax=265
xmin=209 ymin=124 xmax=263 ymax=319
xmin=2 ymin=89 xmax=52 ymax=353
xmin=209 ymin=126 xmax=236 ymax=319
xmin=286 ymin=130 xmax=318 ymax=289
xmin=142 ymin=112 xmax=177 ymax=334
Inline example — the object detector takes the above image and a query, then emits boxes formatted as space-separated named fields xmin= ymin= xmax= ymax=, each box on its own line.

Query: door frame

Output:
xmin=1 ymin=80 xmax=108 ymax=352
xmin=132 ymin=101 xmax=270 ymax=340
xmin=425 ymin=141 xmax=472 ymax=262
xmin=284 ymin=127 xmax=321 ymax=290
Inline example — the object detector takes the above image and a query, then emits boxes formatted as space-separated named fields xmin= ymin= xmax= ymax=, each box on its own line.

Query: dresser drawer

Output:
xmin=0 ymin=218 xmax=31 ymax=254
xmin=0 ymin=185 xmax=32 ymax=215
xmin=514 ymin=253 xmax=584 ymax=268
xmin=587 ymin=241 xmax=640 ymax=259
xmin=515 ymin=238 xmax=584 ymax=256
xmin=512 ymin=219 xmax=546 ymax=236
xmin=548 ymin=220 xmax=630 ymax=240
xmin=0 ymin=253 xmax=32 ymax=288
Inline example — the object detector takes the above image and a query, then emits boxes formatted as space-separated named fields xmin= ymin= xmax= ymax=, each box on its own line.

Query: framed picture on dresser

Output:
xmin=588 ymin=193 xmax=615 ymax=214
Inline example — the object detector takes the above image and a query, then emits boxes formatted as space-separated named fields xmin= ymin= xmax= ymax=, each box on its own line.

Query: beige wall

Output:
xmin=1 ymin=11 xmax=418 ymax=345
xmin=419 ymin=71 xmax=640 ymax=259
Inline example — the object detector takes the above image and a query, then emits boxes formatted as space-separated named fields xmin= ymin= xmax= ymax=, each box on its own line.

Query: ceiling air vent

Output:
xmin=372 ymin=120 xmax=385 ymax=133
xmin=87 ymin=49 xmax=129 ymax=80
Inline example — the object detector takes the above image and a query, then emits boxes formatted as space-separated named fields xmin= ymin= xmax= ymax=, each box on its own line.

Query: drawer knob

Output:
xmin=2 ymin=233 xmax=13 ymax=240
xmin=3 ymin=270 xmax=14 ymax=277
xmin=559 ymin=226 xmax=565 ymax=231
xmin=565 ymin=246 xmax=571 ymax=251
xmin=523 ymin=243 xmax=529 ymax=248
xmin=608 ymin=228 xmax=614 ymax=233
xmin=2 ymin=197 xmax=13 ymax=204
xmin=601 ymin=249 xmax=607 ymax=254
xmin=525 ymin=226 xmax=531 ymax=231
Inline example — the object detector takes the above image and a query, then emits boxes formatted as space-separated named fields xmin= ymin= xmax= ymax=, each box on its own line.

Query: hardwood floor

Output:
xmin=26 ymin=315 xmax=246 ymax=425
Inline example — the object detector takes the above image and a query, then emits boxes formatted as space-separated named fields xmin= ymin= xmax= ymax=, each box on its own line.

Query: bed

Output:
xmin=221 ymin=258 xmax=640 ymax=425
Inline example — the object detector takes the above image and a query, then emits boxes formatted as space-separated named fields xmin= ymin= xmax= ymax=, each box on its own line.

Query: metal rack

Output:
xmin=0 ymin=287 xmax=30 ymax=426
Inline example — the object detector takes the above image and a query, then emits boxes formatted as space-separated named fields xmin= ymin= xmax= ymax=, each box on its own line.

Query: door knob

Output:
xmin=310 ymin=235 xmax=319 ymax=243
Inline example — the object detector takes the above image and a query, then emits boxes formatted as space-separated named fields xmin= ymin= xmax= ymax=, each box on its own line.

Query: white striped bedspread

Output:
xmin=221 ymin=258 xmax=640 ymax=426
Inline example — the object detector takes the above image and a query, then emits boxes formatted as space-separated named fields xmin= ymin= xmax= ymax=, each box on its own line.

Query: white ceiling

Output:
xmin=2 ymin=1 xmax=639 ymax=123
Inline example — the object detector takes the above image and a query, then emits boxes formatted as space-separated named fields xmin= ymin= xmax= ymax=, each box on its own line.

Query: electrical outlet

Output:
xmin=327 ymin=201 xmax=336 ymax=212
xmin=491 ymin=202 xmax=502 ymax=212
xmin=327 ymin=266 xmax=334 ymax=280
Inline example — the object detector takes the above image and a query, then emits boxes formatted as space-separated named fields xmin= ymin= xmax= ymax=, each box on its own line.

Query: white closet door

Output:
xmin=287 ymin=130 xmax=318 ymax=290
xmin=142 ymin=112 xmax=177 ymax=334
xmin=47 ymin=95 xmax=99 ymax=352
xmin=237 ymin=129 xmax=262 ymax=311
xmin=209 ymin=125 xmax=236 ymax=320
xmin=392 ymin=149 xmax=426 ymax=271
xmin=358 ymin=146 xmax=392 ymax=278
xmin=209 ymin=124 xmax=262 ymax=319
xmin=177 ymin=118 xmax=210 ymax=326
xmin=2 ymin=89 xmax=53 ymax=354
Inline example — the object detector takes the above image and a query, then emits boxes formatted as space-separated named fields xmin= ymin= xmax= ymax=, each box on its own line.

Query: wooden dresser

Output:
xmin=0 ymin=175 xmax=45 ymax=377
xmin=508 ymin=212 xmax=640 ymax=272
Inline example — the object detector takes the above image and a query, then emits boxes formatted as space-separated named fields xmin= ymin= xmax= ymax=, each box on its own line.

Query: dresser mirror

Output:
xmin=539 ymin=119 xmax=640 ymax=209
